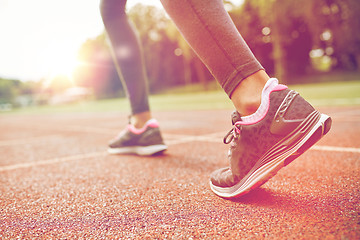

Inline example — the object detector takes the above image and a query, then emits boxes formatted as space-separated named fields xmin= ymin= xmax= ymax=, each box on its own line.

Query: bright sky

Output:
xmin=0 ymin=0 xmax=242 ymax=82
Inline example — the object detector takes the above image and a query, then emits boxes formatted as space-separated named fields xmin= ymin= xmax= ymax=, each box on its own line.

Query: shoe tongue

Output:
xmin=231 ymin=111 xmax=242 ymax=125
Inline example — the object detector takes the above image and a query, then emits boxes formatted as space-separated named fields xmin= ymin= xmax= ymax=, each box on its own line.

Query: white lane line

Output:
xmin=191 ymin=135 xmax=360 ymax=154
xmin=166 ymin=136 xmax=221 ymax=145
xmin=168 ymin=135 xmax=360 ymax=154
xmin=311 ymin=145 xmax=360 ymax=153
xmin=0 ymin=127 xmax=115 ymax=148
xmin=1 ymin=133 xmax=359 ymax=172
xmin=0 ymin=125 xmax=117 ymax=148
xmin=165 ymin=133 xmax=222 ymax=145
xmin=329 ymin=108 xmax=360 ymax=117
xmin=57 ymin=125 xmax=116 ymax=135
xmin=332 ymin=118 xmax=360 ymax=122
xmin=0 ymin=151 xmax=107 ymax=172
xmin=0 ymin=135 xmax=61 ymax=147
xmin=0 ymin=132 xmax=222 ymax=148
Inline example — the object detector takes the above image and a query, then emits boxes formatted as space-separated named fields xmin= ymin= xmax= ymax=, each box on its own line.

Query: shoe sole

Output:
xmin=107 ymin=144 xmax=167 ymax=156
xmin=210 ymin=112 xmax=332 ymax=199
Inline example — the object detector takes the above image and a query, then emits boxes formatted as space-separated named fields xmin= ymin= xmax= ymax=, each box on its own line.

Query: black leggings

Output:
xmin=100 ymin=0 xmax=263 ymax=114
xmin=100 ymin=0 xmax=150 ymax=114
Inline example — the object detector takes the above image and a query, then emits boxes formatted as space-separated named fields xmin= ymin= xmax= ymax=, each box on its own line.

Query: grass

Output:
xmin=3 ymin=75 xmax=360 ymax=116
xmin=4 ymin=91 xmax=232 ymax=116
xmin=291 ymin=80 xmax=360 ymax=106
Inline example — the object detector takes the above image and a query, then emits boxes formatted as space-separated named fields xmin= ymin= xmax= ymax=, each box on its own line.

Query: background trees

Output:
xmin=1 ymin=0 xmax=359 ymax=105
xmin=73 ymin=0 xmax=360 ymax=96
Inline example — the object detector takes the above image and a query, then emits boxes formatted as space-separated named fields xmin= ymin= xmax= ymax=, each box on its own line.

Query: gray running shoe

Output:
xmin=108 ymin=119 xmax=167 ymax=156
xmin=210 ymin=78 xmax=332 ymax=198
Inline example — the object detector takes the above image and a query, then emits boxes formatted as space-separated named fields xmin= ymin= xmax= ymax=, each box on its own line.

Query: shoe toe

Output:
xmin=210 ymin=167 xmax=237 ymax=188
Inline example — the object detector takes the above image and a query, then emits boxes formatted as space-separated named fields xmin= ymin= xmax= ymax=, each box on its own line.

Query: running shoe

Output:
xmin=108 ymin=119 xmax=167 ymax=156
xmin=210 ymin=78 xmax=332 ymax=198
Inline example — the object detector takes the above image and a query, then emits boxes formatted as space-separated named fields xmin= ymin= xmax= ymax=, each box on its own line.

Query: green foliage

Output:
xmin=128 ymin=4 xmax=211 ymax=91
xmin=0 ymin=78 xmax=42 ymax=107
xmin=73 ymin=1 xmax=360 ymax=97
xmin=0 ymin=78 xmax=18 ymax=103
xmin=2 ymin=74 xmax=360 ymax=115
xmin=235 ymin=0 xmax=360 ymax=81
xmin=4 ymin=1 xmax=358 ymax=105
xmin=2 ymin=1 xmax=360 ymax=111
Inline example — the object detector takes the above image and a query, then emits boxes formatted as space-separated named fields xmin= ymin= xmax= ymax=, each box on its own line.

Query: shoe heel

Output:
xmin=284 ymin=114 xmax=331 ymax=166
xmin=323 ymin=115 xmax=332 ymax=136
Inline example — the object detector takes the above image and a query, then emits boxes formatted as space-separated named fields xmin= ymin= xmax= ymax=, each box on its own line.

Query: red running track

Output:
xmin=0 ymin=106 xmax=359 ymax=239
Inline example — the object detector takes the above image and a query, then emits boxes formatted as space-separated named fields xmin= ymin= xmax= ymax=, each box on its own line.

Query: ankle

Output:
xmin=131 ymin=111 xmax=152 ymax=129
xmin=230 ymin=70 xmax=269 ymax=116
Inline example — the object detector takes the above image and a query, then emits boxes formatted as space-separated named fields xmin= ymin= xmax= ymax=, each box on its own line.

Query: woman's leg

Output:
xmin=160 ymin=0 xmax=332 ymax=198
xmin=100 ymin=0 xmax=167 ymax=156
xmin=160 ymin=0 xmax=269 ymax=115
xmin=100 ymin=0 xmax=151 ymax=128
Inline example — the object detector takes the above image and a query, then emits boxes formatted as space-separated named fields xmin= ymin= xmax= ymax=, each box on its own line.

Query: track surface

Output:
xmin=1 ymin=106 xmax=359 ymax=239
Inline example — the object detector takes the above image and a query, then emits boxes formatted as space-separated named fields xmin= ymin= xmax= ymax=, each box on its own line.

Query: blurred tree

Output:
xmin=74 ymin=4 xmax=187 ymax=98
xmin=280 ymin=0 xmax=360 ymax=73
xmin=0 ymin=78 xmax=49 ymax=107
xmin=75 ymin=34 xmax=122 ymax=99
xmin=19 ymin=80 xmax=42 ymax=95
xmin=249 ymin=0 xmax=312 ymax=82
xmin=228 ymin=2 xmax=274 ymax=74
xmin=129 ymin=4 xmax=211 ymax=91
xmin=128 ymin=4 xmax=187 ymax=91
xmin=166 ymin=21 xmax=192 ymax=86
xmin=129 ymin=4 xmax=169 ymax=89
xmin=318 ymin=0 xmax=360 ymax=71
xmin=72 ymin=0 xmax=359 ymax=99
xmin=235 ymin=0 xmax=360 ymax=82
xmin=166 ymin=21 xmax=211 ymax=89
xmin=0 ymin=78 xmax=18 ymax=103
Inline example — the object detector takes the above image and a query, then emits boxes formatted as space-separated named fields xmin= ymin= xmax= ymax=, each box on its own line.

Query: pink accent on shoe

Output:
xmin=273 ymin=84 xmax=288 ymax=91
xmin=147 ymin=119 xmax=160 ymax=128
xmin=128 ymin=119 xmax=159 ymax=135
xmin=234 ymin=86 xmax=288 ymax=126
xmin=234 ymin=124 xmax=241 ymax=134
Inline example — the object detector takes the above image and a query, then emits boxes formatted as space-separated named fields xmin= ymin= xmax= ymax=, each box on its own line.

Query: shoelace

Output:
xmin=223 ymin=123 xmax=242 ymax=144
